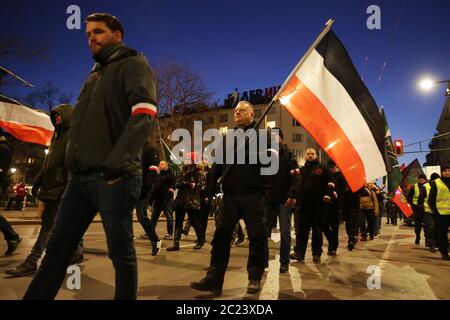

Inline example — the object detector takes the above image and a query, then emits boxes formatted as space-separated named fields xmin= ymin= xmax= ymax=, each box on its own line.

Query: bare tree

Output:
xmin=154 ymin=60 xmax=213 ymax=146
xmin=0 ymin=36 xmax=48 ymax=61
xmin=24 ymin=81 xmax=74 ymax=111
xmin=0 ymin=35 xmax=48 ymax=90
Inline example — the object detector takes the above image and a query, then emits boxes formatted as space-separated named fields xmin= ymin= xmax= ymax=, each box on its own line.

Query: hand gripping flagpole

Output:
xmin=217 ymin=19 xmax=335 ymax=188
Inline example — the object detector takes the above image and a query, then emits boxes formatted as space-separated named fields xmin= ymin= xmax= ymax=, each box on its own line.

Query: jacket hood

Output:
xmin=51 ymin=104 xmax=73 ymax=131
xmin=93 ymin=43 xmax=138 ymax=68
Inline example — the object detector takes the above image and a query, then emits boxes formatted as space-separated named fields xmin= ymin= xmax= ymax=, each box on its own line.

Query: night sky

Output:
xmin=1 ymin=0 xmax=449 ymax=168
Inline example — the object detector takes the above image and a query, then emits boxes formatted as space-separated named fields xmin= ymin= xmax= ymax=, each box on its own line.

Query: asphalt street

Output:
xmin=0 ymin=217 xmax=449 ymax=300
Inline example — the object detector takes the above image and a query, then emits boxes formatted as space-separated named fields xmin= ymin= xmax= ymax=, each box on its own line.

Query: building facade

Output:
xmin=152 ymin=101 xmax=328 ymax=166
xmin=425 ymin=97 xmax=450 ymax=167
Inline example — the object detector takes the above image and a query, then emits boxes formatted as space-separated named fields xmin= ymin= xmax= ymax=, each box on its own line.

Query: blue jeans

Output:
xmin=23 ymin=173 xmax=141 ymax=300
xmin=266 ymin=203 xmax=292 ymax=265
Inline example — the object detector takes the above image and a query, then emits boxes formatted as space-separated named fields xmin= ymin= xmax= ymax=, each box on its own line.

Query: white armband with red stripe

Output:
xmin=131 ymin=103 xmax=157 ymax=117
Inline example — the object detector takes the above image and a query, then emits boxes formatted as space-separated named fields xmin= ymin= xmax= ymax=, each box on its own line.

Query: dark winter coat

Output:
xmin=33 ymin=104 xmax=73 ymax=201
xmin=267 ymin=143 xmax=298 ymax=205
xmin=294 ymin=159 xmax=334 ymax=210
xmin=65 ymin=43 xmax=157 ymax=180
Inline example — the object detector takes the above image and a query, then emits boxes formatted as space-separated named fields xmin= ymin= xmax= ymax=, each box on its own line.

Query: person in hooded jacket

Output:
xmin=5 ymin=104 xmax=84 ymax=277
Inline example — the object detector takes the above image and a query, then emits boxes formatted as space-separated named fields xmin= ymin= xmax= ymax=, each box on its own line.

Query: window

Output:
xmin=254 ymin=109 xmax=261 ymax=118
xmin=292 ymin=119 xmax=300 ymax=127
xmin=220 ymin=113 xmax=228 ymax=123
xmin=267 ymin=105 xmax=276 ymax=114
xmin=266 ymin=121 xmax=276 ymax=129
xmin=207 ymin=116 xmax=215 ymax=124
xmin=293 ymin=133 xmax=303 ymax=142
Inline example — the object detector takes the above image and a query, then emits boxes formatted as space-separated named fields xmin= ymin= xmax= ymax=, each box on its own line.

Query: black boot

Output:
xmin=5 ymin=237 xmax=22 ymax=255
xmin=167 ymin=229 xmax=181 ymax=251
xmin=5 ymin=258 xmax=37 ymax=277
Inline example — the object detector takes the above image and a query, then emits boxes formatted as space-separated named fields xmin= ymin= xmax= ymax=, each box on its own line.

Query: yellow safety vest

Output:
xmin=413 ymin=184 xmax=420 ymax=205
xmin=423 ymin=183 xmax=431 ymax=213
xmin=435 ymin=178 xmax=450 ymax=215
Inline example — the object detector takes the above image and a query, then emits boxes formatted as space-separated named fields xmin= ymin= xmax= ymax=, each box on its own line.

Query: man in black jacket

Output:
xmin=323 ymin=160 xmax=345 ymax=256
xmin=135 ymin=143 xmax=161 ymax=256
xmin=151 ymin=160 xmax=176 ymax=239
xmin=291 ymin=148 xmax=335 ymax=264
xmin=427 ymin=167 xmax=450 ymax=260
xmin=265 ymin=128 xmax=298 ymax=273
xmin=407 ymin=174 xmax=427 ymax=245
xmin=190 ymin=101 xmax=273 ymax=295
xmin=23 ymin=13 xmax=156 ymax=300
xmin=0 ymin=132 xmax=21 ymax=255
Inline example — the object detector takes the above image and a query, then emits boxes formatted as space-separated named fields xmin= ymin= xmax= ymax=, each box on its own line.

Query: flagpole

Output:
xmin=272 ymin=18 xmax=334 ymax=102
xmin=217 ymin=19 xmax=334 ymax=188
xmin=255 ymin=18 xmax=335 ymax=129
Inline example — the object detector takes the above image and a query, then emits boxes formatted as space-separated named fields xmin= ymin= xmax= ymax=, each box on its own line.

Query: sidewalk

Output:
xmin=0 ymin=207 xmax=159 ymax=225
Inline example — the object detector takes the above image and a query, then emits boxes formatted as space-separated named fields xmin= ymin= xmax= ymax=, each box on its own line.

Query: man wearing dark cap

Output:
xmin=428 ymin=167 xmax=450 ymax=260
xmin=407 ymin=174 xmax=428 ymax=245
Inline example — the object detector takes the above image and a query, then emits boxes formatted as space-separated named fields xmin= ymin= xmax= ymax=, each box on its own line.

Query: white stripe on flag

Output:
xmin=0 ymin=101 xmax=53 ymax=131
xmin=295 ymin=49 xmax=386 ymax=181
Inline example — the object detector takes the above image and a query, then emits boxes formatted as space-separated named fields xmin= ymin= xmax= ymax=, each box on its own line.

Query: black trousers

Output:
xmin=423 ymin=212 xmax=436 ymax=248
xmin=344 ymin=207 xmax=359 ymax=244
xmin=200 ymin=198 xmax=212 ymax=240
xmin=413 ymin=205 xmax=425 ymax=239
xmin=436 ymin=214 xmax=450 ymax=255
xmin=0 ymin=214 xmax=18 ymax=241
xmin=206 ymin=191 xmax=266 ymax=286
xmin=359 ymin=209 xmax=375 ymax=239
xmin=323 ymin=204 xmax=340 ymax=251
xmin=293 ymin=206 xmax=324 ymax=257
xmin=174 ymin=207 xmax=204 ymax=243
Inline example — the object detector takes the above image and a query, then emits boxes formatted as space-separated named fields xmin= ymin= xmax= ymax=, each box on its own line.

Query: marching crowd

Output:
xmin=0 ymin=13 xmax=448 ymax=300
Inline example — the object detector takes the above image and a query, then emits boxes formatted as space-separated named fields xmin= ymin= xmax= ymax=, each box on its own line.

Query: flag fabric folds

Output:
xmin=393 ymin=187 xmax=413 ymax=217
xmin=278 ymin=28 xmax=386 ymax=192
xmin=400 ymin=159 xmax=425 ymax=189
xmin=0 ymin=96 xmax=53 ymax=146
xmin=381 ymin=107 xmax=402 ymax=194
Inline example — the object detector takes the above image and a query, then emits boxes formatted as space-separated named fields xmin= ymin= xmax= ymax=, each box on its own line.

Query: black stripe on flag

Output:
xmin=315 ymin=30 xmax=386 ymax=163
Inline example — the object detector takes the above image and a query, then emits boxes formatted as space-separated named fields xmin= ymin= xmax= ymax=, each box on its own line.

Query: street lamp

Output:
xmin=419 ymin=78 xmax=450 ymax=96
xmin=10 ymin=167 xmax=16 ymax=174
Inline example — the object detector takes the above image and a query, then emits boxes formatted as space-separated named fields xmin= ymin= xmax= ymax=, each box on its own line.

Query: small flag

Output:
xmin=400 ymin=159 xmax=425 ymax=189
xmin=392 ymin=187 xmax=413 ymax=217
xmin=161 ymin=138 xmax=181 ymax=174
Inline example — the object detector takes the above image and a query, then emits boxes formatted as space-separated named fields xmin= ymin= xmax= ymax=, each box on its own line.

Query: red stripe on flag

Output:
xmin=0 ymin=120 xmax=53 ymax=146
xmin=131 ymin=108 xmax=156 ymax=117
xmin=280 ymin=76 xmax=366 ymax=191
